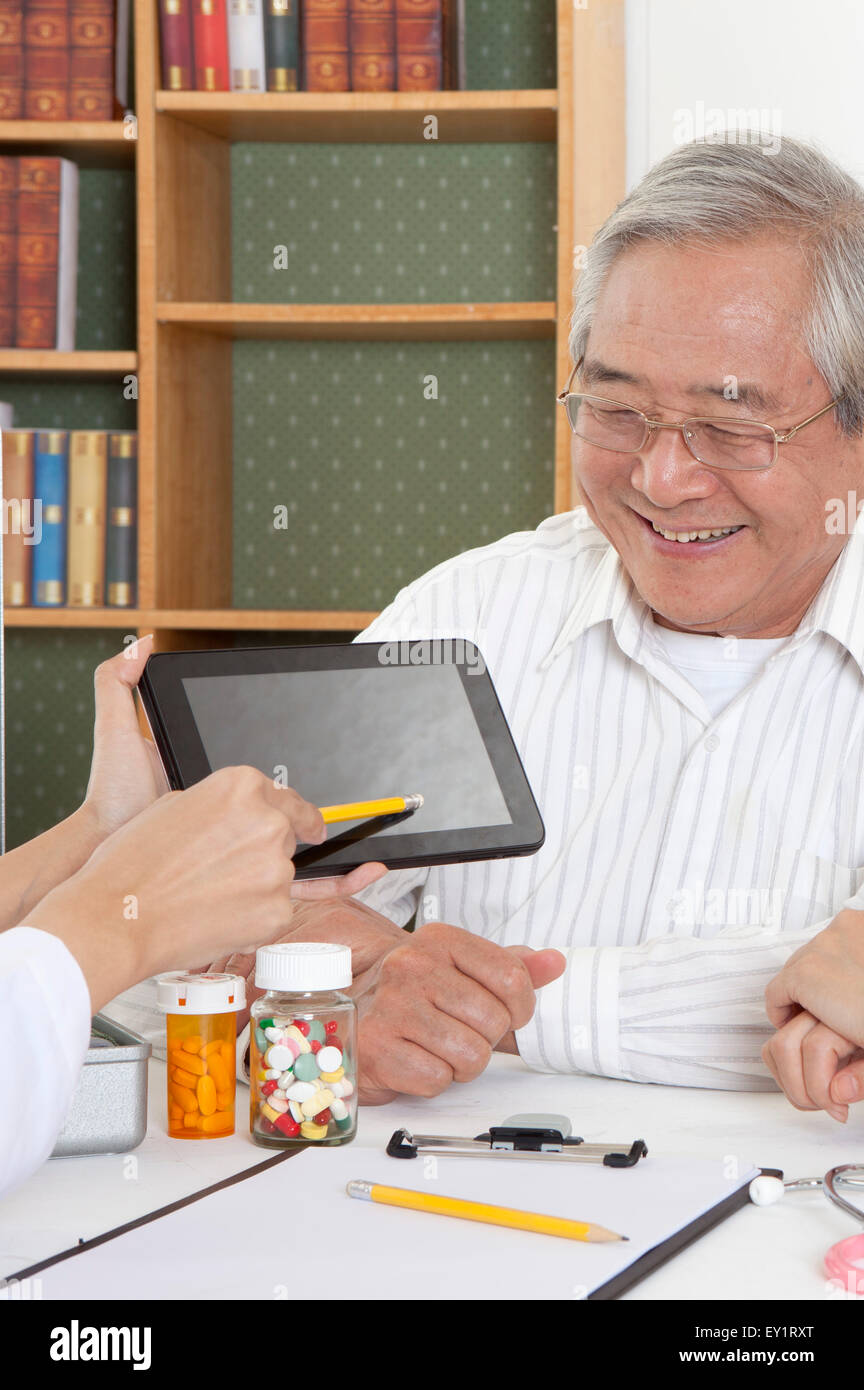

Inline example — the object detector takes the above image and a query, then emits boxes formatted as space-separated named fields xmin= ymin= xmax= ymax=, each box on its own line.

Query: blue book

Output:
xmin=32 ymin=430 xmax=69 ymax=606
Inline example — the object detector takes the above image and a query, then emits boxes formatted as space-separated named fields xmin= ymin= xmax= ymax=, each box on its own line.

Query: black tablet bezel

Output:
xmin=138 ymin=641 xmax=545 ymax=879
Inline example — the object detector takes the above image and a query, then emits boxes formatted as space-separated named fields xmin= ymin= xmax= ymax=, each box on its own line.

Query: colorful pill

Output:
xmin=334 ymin=1113 xmax=352 ymax=1132
xmin=293 ymin=1053 xmax=320 ymax=1082
xmin=265 ymin=1068 xmax=282 ymax=1081
xmin=319 ymin=1067 xmax=344 ymax=1084
xmin=260 ymin=1101 xmax=282 ymax=1124
xmin=313 ymin=1108 xmax=331 ymax=1125
xmin=265 ymin=1044 xmax=296 ymax=1071
xmin=285 ymin=1025 xmax=311 ymax=1054
xmin=277 ymin=1070 xmax=295 ymax=1090
xmin=288 ymin=1101 xmax=304 ymax=1124
xmin=286 ymin=1081 xmax=317 ymax=1102
xmin=254 ymin=1025 xmax=268 ymax=1055
xmin=293 ymin=1019 xmax=310 ymax=1036
xmin=274 ymin=1113 xmax=301 ymax=1138
xmin=329 ymin=1098 xmax=348 ymax=1120
xmin=316 ymin=1046 xmax=342 ymax=1073
xmin=325 ymin=1021 xmax=338 ymax=1034
xmin=261 ymin=1080 xmax=278 ymax=1096
xmin=300 ymin=1121 xmax=328 ymax=1140
xmin=306 ymin=1019 xmax=327 ymax=1044
xmin=309 ymin=1039 xmax=322 ymax=1054
xmin=265 ymin=1094 xmax=289 ymax=1114
xmin=264 ymin=1026 xmax=286 ymax=1043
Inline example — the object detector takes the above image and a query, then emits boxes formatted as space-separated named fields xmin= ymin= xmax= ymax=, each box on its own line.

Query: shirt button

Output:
xmin=704 ymin=734 xmax=720 ymax=752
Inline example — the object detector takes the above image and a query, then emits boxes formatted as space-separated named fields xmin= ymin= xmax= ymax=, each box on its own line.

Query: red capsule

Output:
xmin=260 ymin=1080 xmax=278 ymax=1096
xmin=325 ymin=1020 xmax=338 ymax=1034
xmin=327 ymin=1037 xmax=343 ymax=1053
xmin=313 ymin=1108 xmax=331 ymax=1125
xmin=293 ymin=1020 xmax=310 ymax=1036
xmin=258 ymin=1116 xmax=278 ymax=1135
xmin=309 ymin=1039 xmax=322 ymax=1054
xmin=274 ymin=1112 xmax=301 ymax=1137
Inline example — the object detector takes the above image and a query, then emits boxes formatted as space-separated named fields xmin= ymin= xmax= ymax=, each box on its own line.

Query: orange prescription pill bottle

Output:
xmin=156 ymin=972 xmax=246 ymax=1139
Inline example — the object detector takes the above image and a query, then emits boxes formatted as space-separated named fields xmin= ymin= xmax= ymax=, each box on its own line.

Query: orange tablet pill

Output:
xmin=172 ymin=1065 xmax=199 ymax=1088
xmin=178 ymin=1052 xmax=207 ymax=1076
xmin=182 ymin=1035 xmax=205 ymax=1054
xmin=216 ymin=1089 xmax=232 ymax=1110
xmin=201 ymin=1039 xmax=223 ymax=1058
xmin=183 ymin=1111 xmax=199 ymax=1128
xmin=169 ymin=1102 xmax=183 ymax=1121
xmin=197 ymin=1074 xmax=217 ymax=1116
xmin=221 ymin=1040 xmax=234 ymax=1067
xmin=208 ymin=1055 xmax=229 ymax=1092
xmin=200 ymin=1111 xmax=233 ymax=1133
xmin=170 ymin=1082 xmax=198 ymax=1113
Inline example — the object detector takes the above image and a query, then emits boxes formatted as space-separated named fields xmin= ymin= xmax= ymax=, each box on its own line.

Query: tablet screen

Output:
xmin=181 ymin=663 xmax=512 ymax=841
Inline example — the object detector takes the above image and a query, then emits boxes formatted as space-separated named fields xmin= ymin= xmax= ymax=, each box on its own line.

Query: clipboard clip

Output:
xmin=387 ymin=1113 xmax=648 ymax=1168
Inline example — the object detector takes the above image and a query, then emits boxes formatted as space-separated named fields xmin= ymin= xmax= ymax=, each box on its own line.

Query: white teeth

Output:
xmin=650 ymin=522 xmax=742 ymax=543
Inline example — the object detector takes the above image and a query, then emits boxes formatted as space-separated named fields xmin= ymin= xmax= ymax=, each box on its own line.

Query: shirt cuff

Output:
xmin=515 ymin=946 xmax=622 ymax=1078
xmin=236 ymin=1022 xmax=251 ymax=1087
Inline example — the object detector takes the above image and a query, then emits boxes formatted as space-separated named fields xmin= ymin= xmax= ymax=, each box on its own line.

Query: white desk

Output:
xmin=1 ymin=1054 xmax=860 ymax=1300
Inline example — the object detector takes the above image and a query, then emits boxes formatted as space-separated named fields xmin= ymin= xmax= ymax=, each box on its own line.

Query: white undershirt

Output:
xmin=651 ymin=621 xmax=790 ymax=719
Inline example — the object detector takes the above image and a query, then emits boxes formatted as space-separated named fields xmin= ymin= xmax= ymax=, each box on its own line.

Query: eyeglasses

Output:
xmin=557 ymin=357 xmax=843 ymax=471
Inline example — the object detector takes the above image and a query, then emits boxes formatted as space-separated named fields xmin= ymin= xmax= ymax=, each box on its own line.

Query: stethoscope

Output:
xmin=750 ymin=1166 xmax=864 ymax=1294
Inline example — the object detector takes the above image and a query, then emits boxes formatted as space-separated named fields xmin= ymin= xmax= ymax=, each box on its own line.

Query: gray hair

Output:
xmin=569 ymin=134 xmax=864 ymax=437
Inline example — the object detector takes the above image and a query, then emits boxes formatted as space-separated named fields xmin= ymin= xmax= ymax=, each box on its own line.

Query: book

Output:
xmin=193 ymin=0 xmax=230 ymax=90
xmin=115 ymin=0 xmax=131 ymax=108
xmin=32 ymin=429 xmax=68 ymax=607
xmin=395 ymin=0 xmax=441 ymax=91
xmin=0 ymin=1 xmax=24 ymax=117
xmin=227 ymin=0 xmax=266 ymax=92
xmin=263 ymin=0 xmax=298 ymax=92
xmin=158 ymin=0 xmax=195 ymax=90
xmin=2 ymin=428 xmax=35 ymax=607
xmin=0 ymin=401 xmax=13 ymax=428
xmin=302 ymin=0 xmax=349 ymax=92
xmin=15 ymin=156 xmax=78 ymax=350
xmin=69 ymin=0 xmax=115 ymax=120
xmin=349 ymin=0 xmax=395 ymax=92
xmin=441 ymin=0 xmax=462 ymax=90
xmin=23 ymin=0 xmax=70 ymax=119
xmin=0 ymin=155 xmax=16 ymax=348
xmin=105 ymin=430 xmax=137 ymax=607
xmin=68 ymin=428 xmax=107 ymax=607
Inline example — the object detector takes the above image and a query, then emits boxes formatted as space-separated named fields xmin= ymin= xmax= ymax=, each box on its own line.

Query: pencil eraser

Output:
xmin=748 ymin=1175 xmax=785 ymax=1206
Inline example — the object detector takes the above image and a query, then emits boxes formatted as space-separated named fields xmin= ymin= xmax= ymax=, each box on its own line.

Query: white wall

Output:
xmin=626 ymin=0 xmax=864 ymax=189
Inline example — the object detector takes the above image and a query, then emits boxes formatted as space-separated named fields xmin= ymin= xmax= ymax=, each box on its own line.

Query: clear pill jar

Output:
xmin=250 ymin=943 xmax=357 ymax=1148
xmin=157 ymin=972 xmax=245 ymax=1139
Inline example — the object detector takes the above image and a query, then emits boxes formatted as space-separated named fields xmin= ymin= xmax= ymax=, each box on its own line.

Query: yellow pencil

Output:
xmin=319 ymin=793 xmax=424 ymax=824
xmin=346 ymin=1180 xmax=627 ymax=1243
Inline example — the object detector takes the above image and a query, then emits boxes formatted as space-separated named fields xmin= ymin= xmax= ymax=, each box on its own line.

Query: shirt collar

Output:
xmin=543 ymin=506 xmax=864 ymax=676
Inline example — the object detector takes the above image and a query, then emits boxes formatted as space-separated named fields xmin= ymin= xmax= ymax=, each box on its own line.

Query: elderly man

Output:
xmin=110 ymin=133 xmax=864 ymax=1119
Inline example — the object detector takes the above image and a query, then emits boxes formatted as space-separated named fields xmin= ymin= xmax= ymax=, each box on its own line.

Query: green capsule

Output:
xmin=260 ymin=1018 xmax=275 ymax=1030
xmin=253 ymin=1025 xmax=268 ymax=1056
xmin=334 ymin=1113 xmax=353 ymax=1131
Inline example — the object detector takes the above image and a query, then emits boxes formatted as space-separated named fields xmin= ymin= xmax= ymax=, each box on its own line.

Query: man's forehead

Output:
xmin=580 ymin=355 xmax=791 ymax=415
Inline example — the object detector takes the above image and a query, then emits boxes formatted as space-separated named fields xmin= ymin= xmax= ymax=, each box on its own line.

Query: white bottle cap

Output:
xmin=255 ymin=942 xmax=352 ymax=992
xmin=156 ymin=972 xmax=247 ymax=1015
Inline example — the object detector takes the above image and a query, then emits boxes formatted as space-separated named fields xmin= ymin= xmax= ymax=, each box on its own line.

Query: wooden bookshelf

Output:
xmin=3 ymin=0 xmax=626 ymax=649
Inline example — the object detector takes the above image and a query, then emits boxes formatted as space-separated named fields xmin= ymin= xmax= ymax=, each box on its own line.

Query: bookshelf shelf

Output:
xmin=0 ymin=120 xmax=136 ymax=166
xmin=156 ymin=301 xmax=556 ymax=341
xmin=5 ymin=607 xmax=376 ymax=631
xmin=155 ymin=89 xmax=558 ymax=143
xmin=0 ymin=350 xmax=137 ymax=377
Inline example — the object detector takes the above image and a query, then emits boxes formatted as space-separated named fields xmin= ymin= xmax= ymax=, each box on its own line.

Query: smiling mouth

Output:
xmin=637 ymin=513 xmax=745 ymax=544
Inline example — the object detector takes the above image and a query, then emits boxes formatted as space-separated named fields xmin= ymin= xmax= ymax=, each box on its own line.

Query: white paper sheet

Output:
xmin=28 ymin=1141 xmax=760 ymax=1301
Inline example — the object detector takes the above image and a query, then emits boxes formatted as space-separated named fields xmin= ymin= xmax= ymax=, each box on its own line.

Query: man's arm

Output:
xmin=515 ymin=914 xmax=851 ymax=1092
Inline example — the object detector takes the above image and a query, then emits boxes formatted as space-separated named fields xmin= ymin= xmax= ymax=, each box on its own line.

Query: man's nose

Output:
xmin=630 ymin=424 xmax=718 ymax=505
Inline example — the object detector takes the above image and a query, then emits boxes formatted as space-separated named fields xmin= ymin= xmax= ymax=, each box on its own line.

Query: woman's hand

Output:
xmin=83 ymin=634 xmax=169 ymax=839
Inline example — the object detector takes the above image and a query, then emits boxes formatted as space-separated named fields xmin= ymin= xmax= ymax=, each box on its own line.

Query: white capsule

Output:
xmin=264 ymin=1068 xmax=281 ymax=1081
xmin=316 ymin=1046 xmax=342 ymax=1073
xmin=264 ymin=1026 xmax=286 ymax=1044
xmin=288 ymin=1100 xmax=304 ymax=1123
xmin=339 ymin=1077 xmax=354 ymax=1099
xmin=278 ymin=1070 xmax=294 ymax=1090
xmin=329 ymin=1098 xmax=348 ymax=1120
xmin=272 ymin=1088 xmax=287 ymax=1102
xmin=266 ymin=1095 xmax=289 ymax=1114
xmin=286 ymin=1081 xmax=317 ymax=1102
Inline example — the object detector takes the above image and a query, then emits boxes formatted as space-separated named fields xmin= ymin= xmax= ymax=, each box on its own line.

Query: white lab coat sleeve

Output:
xmin=0 ymin=927 xmax=92 ymax=1199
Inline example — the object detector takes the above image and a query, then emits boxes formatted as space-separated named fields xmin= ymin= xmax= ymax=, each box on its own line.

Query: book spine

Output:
xmin=67 ymin=429 xmax=107 ymax=607
xmin=441 ymin=0 xmax=463 ymax=90
xmin=0 ymin=2 xmax=24 ymax=117
xmin=395 ymin=0 xmax=441 ymax=91
xmin=263 ymin=0 xmax=298 ymax=92
xmin=69 ymin=0 xmax=114 ymax=120
xmin=193 ymin=0 xmax=230 ymax=91
xmin=0 ymin=401 xmax=14 ymax=428
xmin=2 ymin=428 xmax=35 ymax=607
xmin=32 ymin=429 xmax=68 ymax=607
xmin=105 ymin=430 xmax=137 ymax=607
xmin=23 ymin=0 xmax=69 ymax=119
xmin=0 ymin=154 xmax=16 ymax=349
xmin=349 ymin=0 xmax=395 ymax=92
xmin=158 ymin=0 xmax=195 ymax=90
xmin=114 ymin=0 xmax=131 ymax=108
xmin=302 ymin=0 xmax=349 ymax=92
xmin=56 ymin=157 xmax=78 ymax=351
xmin=15 ymin=156 xmax=60 ymax=350
xmin=227 ymin=0 xmax=266 ymax=92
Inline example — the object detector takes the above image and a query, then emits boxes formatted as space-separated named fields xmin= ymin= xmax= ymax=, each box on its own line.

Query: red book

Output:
xmin=396 ymin=0 xmax=440 ymax=91
xmin=0 ymin=154 xmax=16 ymax=348
xmin=23 ymin=0 xmax=69 ymax=47
xmin=15 ymin=156 xmax=78 ymax=350
xmin=70 ymin=0 xmax=114 ymax=118
xmin=24 ymin=46 xmax=69 ymax=119
xmin=302 ymin=0 xmax=349 ymax=92
xmin=193 ymin=0 xmax=229 ymax=91
xmin=0 ymin=3 xmax=23 ymax=117
xmin=349 ymin=0 xmax=395 ymax=92
xmin=158 ymin=0 xmax=195 ymax=90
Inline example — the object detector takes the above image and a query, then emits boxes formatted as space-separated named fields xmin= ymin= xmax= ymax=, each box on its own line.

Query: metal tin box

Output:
xmin=51 ymin=1014 xmax=151 ymax=1157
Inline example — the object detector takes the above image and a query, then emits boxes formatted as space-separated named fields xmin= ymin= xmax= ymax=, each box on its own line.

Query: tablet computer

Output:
xmin=138 ymin=641 xmax=545 ymax=879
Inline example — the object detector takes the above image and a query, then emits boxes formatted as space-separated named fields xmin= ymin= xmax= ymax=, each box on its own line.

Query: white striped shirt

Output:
xmin=353 ymin=506 xmax=864 ymax=1090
